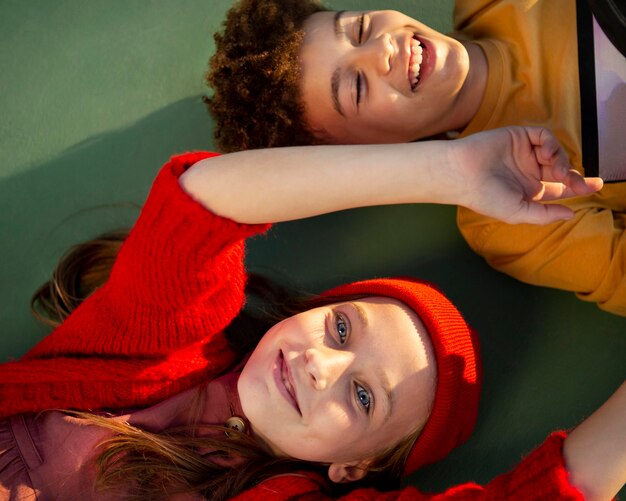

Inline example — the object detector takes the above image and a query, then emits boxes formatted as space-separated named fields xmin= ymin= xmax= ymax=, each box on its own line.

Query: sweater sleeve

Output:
xmin=24 ymin=151 xmax=270 ymax=358
xmin=0 ymin=152 xmax=271 ymax=417
xmin=232 ymin=432 xmax=584 ymax=500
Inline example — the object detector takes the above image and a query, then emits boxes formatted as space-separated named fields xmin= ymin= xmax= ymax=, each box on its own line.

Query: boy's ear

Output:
xmin=327 ymin=460 xmax=370 ymax=483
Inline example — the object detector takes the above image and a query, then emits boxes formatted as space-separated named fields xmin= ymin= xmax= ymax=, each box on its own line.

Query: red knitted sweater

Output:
xmin=0 ymin=153 xmax=584 ymax=500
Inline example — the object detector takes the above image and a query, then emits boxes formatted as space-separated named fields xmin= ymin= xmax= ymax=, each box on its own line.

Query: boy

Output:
xmin=207 ymin=0 xmax=626 ymax=315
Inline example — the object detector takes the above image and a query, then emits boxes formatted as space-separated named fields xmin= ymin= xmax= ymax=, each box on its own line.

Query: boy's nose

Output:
xmin=355 ymin=32 xmax=394 ymax=76
xmin=304 ymin=347 xmax=349 ymax=390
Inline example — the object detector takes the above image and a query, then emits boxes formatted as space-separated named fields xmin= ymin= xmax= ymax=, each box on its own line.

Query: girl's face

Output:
xmin=238 ymin=296 xmax=436 ymax=482
xmin=299 ymin=10 xmax=470 ymax=143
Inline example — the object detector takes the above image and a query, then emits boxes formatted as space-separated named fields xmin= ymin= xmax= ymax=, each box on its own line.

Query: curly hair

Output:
xmin=206 ymin=0 xmax=327 ymax=152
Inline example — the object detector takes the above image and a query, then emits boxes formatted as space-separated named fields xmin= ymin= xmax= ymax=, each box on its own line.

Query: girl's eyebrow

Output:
xmin=376 ymin=366 xmax=394 ymax=424
xmin=346 ymin=302 xmax=393 ymax=423
xmin=346 ymin=301 xmax=368 ymax=327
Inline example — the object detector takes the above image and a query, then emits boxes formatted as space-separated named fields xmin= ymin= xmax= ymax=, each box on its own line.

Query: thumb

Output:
xmin=507 ymin=201 xmax=575 ymax=225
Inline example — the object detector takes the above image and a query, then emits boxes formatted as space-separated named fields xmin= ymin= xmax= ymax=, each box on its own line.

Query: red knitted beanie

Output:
xmin=322 ymin=277 xmax=481 ymax=476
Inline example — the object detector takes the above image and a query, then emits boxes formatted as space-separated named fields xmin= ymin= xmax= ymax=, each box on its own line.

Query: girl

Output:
xmin=207 ymin=0 xmax=626 ymax=316
xmin=1 ymin=128 xmax=623 ymax=500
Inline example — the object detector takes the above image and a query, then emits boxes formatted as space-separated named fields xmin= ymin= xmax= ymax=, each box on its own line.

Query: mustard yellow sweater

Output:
xmin=455 ymin=0 xmax=626 ymax=315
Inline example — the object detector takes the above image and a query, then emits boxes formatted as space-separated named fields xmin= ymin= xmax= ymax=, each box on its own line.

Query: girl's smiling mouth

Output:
xmin=275 ymin=350 xmax=301 ymax=415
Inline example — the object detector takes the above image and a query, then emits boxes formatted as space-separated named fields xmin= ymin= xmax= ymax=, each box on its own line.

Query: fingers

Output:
xmin=526 ymin=126 xmax=604 ymax=195
xmin=585 ymin=176 xmax=605 ymax=192
xmin=535 ymin=178 xmax=604 ymax=201
xmin=532 ymin=128 xmax=575 ymax=180
xmin=539 ymin=167 xmax=601 ymax=196
xmin=532 ymin=127 xmax=565 ymax=169
xmin=568 ymin=173 xmax=603 ymax=195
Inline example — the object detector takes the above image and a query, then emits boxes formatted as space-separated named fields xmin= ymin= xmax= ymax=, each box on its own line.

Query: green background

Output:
xmin=0 ymin=0 xmax=624 ymax=494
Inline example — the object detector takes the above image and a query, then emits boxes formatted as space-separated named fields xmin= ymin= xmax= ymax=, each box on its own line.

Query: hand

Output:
xmin=451 ymin=127 xmax=604 ymax=225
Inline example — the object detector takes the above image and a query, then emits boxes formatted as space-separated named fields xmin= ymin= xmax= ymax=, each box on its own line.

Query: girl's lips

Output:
xmin=274 ymin=351 xmax=301 ymax=415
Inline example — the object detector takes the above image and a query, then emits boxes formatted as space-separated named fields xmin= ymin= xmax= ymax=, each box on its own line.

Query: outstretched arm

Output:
xmin=180 ymin=126 xmax=601 ymax=225
xmin=563 ymin=380 xmax=626 ymax=501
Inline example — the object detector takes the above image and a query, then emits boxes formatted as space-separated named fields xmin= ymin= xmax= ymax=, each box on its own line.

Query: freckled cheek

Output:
xmin=312 ymin=401 xmax=353 ymax=437
xmin=296 ymin=322 xmax=326 ymax=345
xmin=278 ymin=316 xmax=326 ymax=345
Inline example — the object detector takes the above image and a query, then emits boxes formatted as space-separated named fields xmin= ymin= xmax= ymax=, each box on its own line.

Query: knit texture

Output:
xmin=0 ymin=153 xmax=584 ymax=500
xmin=0 ymin=152 xmax=269 ymax=416
xmin=323 ymin=278 xmax=481 ymax=475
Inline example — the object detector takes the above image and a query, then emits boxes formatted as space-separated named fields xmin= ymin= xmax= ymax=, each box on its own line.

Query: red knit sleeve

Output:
xmin=232 ymin=432 xmax=584 ymax=500
xmin=25 ymin=152 xmax=270 ymax=358
xmin=0 ymin=152 xmax=271 ymax=417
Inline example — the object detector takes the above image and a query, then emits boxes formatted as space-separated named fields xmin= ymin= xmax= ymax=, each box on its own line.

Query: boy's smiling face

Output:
xmin=299 ymin=10 xmax=471 ymax=143
xmin=238 ymin=297 xmax=436 ymax=482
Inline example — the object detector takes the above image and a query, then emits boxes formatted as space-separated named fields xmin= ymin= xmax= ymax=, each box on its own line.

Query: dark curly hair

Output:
xmin=206 ymin=0 xmax=327 ymax=152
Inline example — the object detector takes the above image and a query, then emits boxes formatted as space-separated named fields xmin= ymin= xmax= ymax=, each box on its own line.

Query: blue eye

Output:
xmin=336 ymin=313 xmax=348 ymax=344
xmin=356 ymin=384 xmax=371 ymax=411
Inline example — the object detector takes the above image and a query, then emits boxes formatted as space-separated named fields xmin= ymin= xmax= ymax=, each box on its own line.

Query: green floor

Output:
xmin=0 ymin=0 xmax=624 ymax=495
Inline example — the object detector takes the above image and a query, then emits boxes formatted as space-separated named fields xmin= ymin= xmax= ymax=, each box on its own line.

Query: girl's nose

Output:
xmin=354 ymin=32 xmax=394 ymax=75
xmin=304 ymin=348 xmax=348 ymax=390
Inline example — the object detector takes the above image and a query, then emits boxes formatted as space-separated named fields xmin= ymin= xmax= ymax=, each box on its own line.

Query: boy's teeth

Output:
xmin=411 ymin=38 xmax=423 ymax=55
xmin=409 ymin=37 xmax=423 ymax=88
xmin=413 ymin=49 xmax=423 ymax=65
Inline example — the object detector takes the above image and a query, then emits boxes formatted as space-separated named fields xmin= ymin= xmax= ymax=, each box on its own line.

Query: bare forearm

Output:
xmin=563 ymin=380 xmax=626 ymax=501
xmin=179 ymin=142 xmax=457 ymax=223
xmin=179 ymin=127 xmax=602 ymax=225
